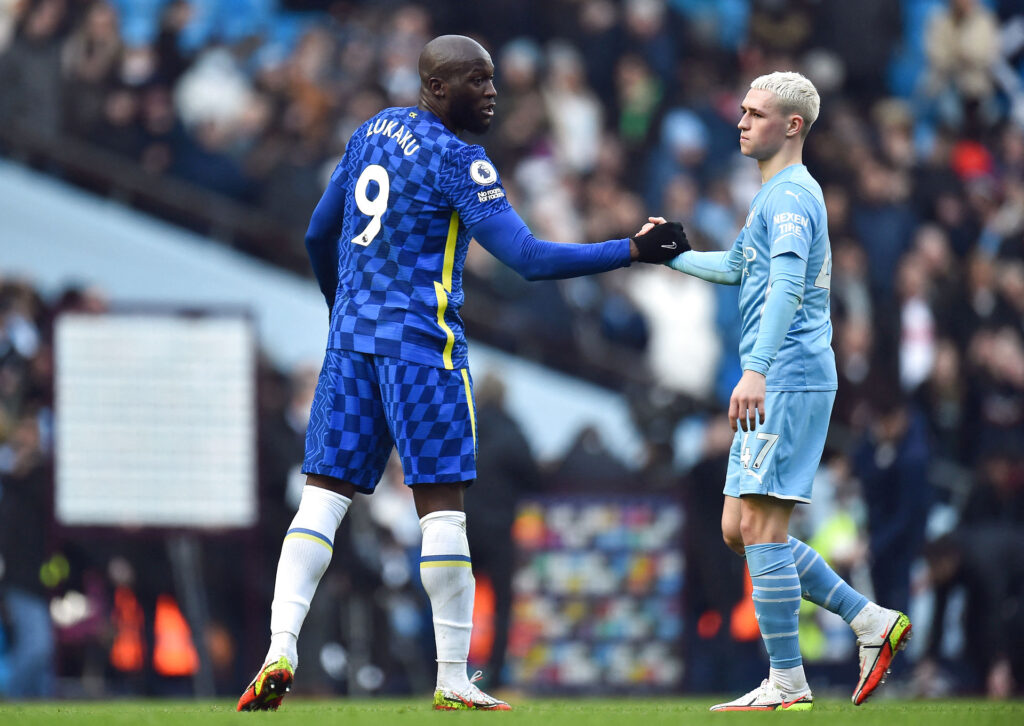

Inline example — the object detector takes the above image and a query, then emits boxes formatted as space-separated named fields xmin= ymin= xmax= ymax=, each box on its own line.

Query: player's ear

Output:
xmin=787 ymin=115 xmax=803 ymax=138
xmin=428 ymin=76 xmax=447 ymax=98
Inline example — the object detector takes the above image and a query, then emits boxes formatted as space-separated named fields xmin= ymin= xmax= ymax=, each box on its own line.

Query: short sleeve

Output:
xmin=765 ymin=183 xmax=816 ymax=261
xmin=438 ymin=144 xmax=512 ymax=229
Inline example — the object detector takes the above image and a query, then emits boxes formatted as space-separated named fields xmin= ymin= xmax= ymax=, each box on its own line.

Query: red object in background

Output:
xmin=152 ymin=594 xmax=199 ymax=677
xmin=469 ymin=574 xmax=495 ymax=664
xmin=951 ymin=140 xmax=995 ymax=180
xmin=730 ymin=569 xmax=761 ymax=642
xmin=697 ymin=609 xmax=723 ymax=639
xmin=109 ymin=586 xmax=145 ymax=672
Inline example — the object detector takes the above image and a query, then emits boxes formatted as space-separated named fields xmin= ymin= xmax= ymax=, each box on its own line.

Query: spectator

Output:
xmin=549 ymin=425 xmax=630 ymax=492
xmin=965 ymin=326 xmax=1024 ymax=453
xmin=811 ymin=0 xmax=901 ymax=104
xmin=922 ymin=527 xmax=1024 ymax=697
xmin=852 ymin=392 xmax=931 ymax=616
xmin=0 ymin=412 xmax=56 ymax=698
xmin=488 ymin=38 xmax=547 ymax=171
xmin=61 ymin=0 xmax=123 ymax=137
xmin=914 ymin=339 xmax=971 ymax=467
xmin=613 ymin=53 xmax=663 ymax=151
xmin=0 ymin=0 xmax=69 ymax=139
xmin=921 ymin=0 xmax=1001 ymax=131
xmin=896 ymin=251 xmax=937 ymax=392
xmin=541 ymin=42 xmax=603 ymax=175
xmin=959 ymin=434 xmax=1024 ymax=526
xmin=850 ymin=159 xmax=917 ymax=301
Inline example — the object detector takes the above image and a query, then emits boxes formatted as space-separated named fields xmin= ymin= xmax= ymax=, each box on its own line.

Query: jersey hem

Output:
xmin=764 ymin=385 xmax=838 ymax=392
xmin=732 ymin=489 xmax=813 ymax=504
xmin=302 ymin=466 xmax=377 ymax=494
xmin=327 ymin=338 xmax=469 ymax=371
xmin=404 ymin=472 xmax=477 ymax=486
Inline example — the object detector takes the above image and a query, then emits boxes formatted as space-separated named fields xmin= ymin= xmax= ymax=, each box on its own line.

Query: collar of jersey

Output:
xmin=763 ymin=163 xmax=805 ymax=191
xmin=412 ymin=106 xmax=446 ymax=128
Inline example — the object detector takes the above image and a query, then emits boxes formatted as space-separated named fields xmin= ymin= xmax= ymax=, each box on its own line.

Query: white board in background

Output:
xmin=54 ymin=313 xmax=257 ymax=528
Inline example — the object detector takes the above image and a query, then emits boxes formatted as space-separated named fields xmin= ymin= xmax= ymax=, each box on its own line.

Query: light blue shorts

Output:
xmin=723 ymin=389 xmax=836 ymax=503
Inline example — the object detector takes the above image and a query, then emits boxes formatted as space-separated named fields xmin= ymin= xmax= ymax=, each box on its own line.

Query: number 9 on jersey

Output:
xmin=352 ymin=164 xmax=390 ymax=246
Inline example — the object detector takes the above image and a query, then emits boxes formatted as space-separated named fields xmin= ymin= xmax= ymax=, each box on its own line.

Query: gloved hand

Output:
xmin=630 ymin=221 xmax=689 ymax=263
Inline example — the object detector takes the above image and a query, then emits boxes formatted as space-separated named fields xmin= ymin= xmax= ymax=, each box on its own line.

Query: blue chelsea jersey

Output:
xmin=734 ymin=164 xmax=837 ymax=391
xmin=326 ymin=106 xmax=511 ymax=370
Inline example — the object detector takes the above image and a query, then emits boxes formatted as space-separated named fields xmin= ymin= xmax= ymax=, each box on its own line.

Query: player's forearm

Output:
xmin=470 ymin=209 xmax=631 ymax=281
xmin=304 ymin=181 xmax=345 ymax=307
xmin=666 ymin=249 xmax=744 ymax=284
xmin=745 ymin=253 xmax=805 ymax=375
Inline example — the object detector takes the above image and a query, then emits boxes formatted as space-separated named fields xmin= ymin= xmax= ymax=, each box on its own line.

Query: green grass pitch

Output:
xmin=3 ymin=698 xmax=1023 ymax=726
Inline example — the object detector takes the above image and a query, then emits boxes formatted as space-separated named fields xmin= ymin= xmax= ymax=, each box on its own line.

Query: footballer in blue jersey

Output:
xmin=656 ymin=72 xmax=911 ymax=711
xmin=238 ymin=35 xmax=687 ymax=713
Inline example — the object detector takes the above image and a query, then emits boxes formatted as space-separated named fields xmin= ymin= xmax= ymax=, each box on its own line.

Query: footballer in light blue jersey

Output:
xmin=733 ymin=163 xmax=837 ymax=393
xmin=660 ymin=72 xmax=910 ymax=712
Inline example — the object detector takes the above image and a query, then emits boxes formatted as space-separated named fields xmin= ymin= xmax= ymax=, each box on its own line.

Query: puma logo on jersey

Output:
xmin=785 ymin=190 xmax=802 ymax=202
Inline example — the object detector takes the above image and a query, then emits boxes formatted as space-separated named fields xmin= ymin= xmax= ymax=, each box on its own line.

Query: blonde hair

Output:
xmin=750 ymin=71 xmax=820 ymax=136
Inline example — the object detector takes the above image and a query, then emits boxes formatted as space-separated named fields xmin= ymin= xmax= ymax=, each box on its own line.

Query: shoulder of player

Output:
xmin=762 ymin=179 xmax=822 ymax=214
xmin=440 ymin=140 xmax=498 ymax=172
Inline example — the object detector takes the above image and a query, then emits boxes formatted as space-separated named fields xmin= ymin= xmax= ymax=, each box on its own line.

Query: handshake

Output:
xmin=629 ymin=217 xmax=689 ymax=263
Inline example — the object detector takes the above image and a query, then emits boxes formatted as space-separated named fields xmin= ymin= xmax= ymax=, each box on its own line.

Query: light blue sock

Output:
xmin=745 ymin=542 xmax=803 ymax=670
xmin=789 ymin=536 xmax=868 ymax=624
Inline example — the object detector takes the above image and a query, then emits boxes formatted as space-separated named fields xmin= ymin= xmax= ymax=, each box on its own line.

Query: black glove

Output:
xmin=630 ymin=221 xmax=689 ymax=263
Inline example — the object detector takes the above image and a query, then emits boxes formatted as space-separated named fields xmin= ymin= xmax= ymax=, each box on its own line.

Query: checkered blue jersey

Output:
xmin=735 ymin=164 xmax=837 ymax=391
xmin=324 ymin=106 xmax=512 ymax=370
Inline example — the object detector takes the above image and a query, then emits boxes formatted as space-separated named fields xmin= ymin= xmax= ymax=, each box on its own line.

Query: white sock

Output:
xmin=266 ymin=485 xmax=352 ymax=668
xmin=419 ymin=510 xmax=474 ymax=691
xmin=770 ymin=665 xmax=809 ymax=695
xmin=850 ymin=601 xmax=887 ymax=640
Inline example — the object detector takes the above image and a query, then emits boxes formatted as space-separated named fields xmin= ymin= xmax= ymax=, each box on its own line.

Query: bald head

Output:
xmin=417 ymin=34 xmax=496 ymax=135
xmin=418 ymin=35 xmax=491 ymax=83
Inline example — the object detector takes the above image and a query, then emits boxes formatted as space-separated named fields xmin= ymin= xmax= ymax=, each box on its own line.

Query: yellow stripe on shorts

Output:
xmin=460 ymin=368 xmax=476 ymax=449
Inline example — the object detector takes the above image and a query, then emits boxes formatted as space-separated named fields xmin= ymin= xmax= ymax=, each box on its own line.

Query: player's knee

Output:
xmin=738 ymin=513 xmax=780 ymax=547
xmin=722 ymin=529 xmax=745 ymax=556
xmin=738 ymin=516 xmax=759 ymax=546
xmin=412 ymin=481 xmax=468 ymax=518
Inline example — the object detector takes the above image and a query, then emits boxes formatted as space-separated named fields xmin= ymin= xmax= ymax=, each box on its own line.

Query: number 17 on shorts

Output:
xmin=723 ymin=389 xmax=836 ymax=503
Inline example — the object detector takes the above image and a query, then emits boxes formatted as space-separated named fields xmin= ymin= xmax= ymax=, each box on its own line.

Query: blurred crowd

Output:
xmin=2 ymin=0 xmax=1024 ymax=702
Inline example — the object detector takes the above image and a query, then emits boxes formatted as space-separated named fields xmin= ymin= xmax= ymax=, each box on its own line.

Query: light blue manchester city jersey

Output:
xmin=732 ymin=164 xmax=837 ymax=391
